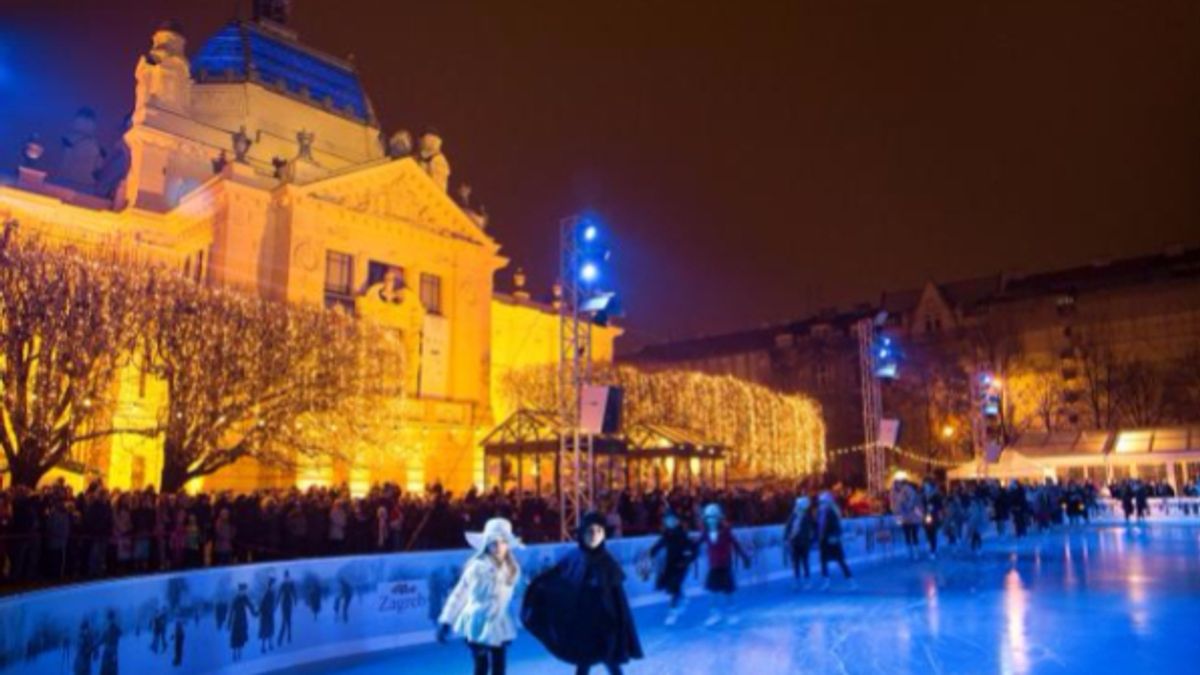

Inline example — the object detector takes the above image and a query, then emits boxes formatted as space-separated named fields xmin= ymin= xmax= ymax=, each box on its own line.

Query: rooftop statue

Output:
xmin=57 ymin=108 xmax=104 ymax=190
xmin=417 ymin=131 xmax=451 ymax=192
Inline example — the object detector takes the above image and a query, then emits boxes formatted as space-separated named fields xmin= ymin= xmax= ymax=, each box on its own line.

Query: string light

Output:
xmin=502 ymin=365 xmax=826 ymax=478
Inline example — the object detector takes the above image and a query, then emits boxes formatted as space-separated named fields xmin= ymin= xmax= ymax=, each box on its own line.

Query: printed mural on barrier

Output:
xmin=0 ymin=518 xmax=898 ymax=675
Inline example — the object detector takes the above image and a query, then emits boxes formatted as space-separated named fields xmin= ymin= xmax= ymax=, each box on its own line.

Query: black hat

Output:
xmin=576 ymin=511 xmax=607 ymax=544
xmin=579 ymin=511 xmax=606 ymax=531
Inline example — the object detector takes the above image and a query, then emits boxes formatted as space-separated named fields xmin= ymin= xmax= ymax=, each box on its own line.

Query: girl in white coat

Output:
xmin=437 ymin=517 xmax=523 ymax=675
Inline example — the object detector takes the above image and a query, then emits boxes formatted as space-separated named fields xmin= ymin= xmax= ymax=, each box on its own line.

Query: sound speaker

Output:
xmin=581 ymin=385 xmax=623 ymax=434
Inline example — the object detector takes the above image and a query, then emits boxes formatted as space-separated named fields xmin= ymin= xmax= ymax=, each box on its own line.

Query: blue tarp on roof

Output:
xmin=191 ymin=22 xmax=371 ymax=122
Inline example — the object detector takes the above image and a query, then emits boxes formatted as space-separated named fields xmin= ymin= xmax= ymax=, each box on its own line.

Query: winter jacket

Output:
xmin=817 ymin=506 xmax=844 ymax=548
xmin=891 ymin=484 xmax=923 ymax=525
xmin=439 ymin=554 xmax=521 ymax=647
xmin=703 ymin=524 xmax=748 ymax=570
xmin=783 ymin=510 xmax=817 ymax=548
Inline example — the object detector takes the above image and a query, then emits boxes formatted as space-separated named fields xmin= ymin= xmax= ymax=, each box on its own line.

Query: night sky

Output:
xmin=2 ymin=1 xmax=1198 ymax=351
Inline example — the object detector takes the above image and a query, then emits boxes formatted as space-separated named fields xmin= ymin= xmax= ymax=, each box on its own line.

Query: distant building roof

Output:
xmin=625 ymin=327 xmax=775 ymax=363
xmin=191 ymin=21 xmax=374 ymax=124
xmin=998 ymin=247 xmax=1200 ymax=301
xmin=627 ymin=245 xmax=1200 ymax=364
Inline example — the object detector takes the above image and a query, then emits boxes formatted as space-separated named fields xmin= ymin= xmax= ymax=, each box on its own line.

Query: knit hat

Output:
xmin=702 ymin=503 xmax=723 ymax=520
xmin=818 ymin=491 xmax=835 ymax=505
xmin=795 ymin=496 xmax=811 ymax=512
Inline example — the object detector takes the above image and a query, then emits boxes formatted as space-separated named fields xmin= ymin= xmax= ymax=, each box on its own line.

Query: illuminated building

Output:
xmin=0 ymin=10 xmax=619 ymax=493
xmin=628 ymin=247 xmax=1200 ymax=485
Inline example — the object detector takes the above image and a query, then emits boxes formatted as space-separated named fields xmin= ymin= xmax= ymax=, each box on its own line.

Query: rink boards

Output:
xmin=0 ymin=515 xmax=908 ymax=675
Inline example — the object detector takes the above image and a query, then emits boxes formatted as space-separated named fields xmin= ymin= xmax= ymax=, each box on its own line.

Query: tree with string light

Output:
xmin=143 ymin=271 xmax=406 ymax=493
xmin=0 ymin=221 xmax=154 ymax=487
xmin=501 ymin=364 xmax=825 ymax=479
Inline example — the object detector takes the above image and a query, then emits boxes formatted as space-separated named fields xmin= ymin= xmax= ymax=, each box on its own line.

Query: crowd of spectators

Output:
xmin=4 ymin=472 xmax=1196 ymax=593
xmin=0 ymin=478 xmax=832 ymax=591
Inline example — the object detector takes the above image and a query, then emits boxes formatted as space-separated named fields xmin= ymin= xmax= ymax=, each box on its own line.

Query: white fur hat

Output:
xmin=795 ymin=496 xmax=811 ymax=511
xmin=464 ymin=517 xmax=524 ymax=552
xmin=702 ymin=503 xmax=723 ymax=520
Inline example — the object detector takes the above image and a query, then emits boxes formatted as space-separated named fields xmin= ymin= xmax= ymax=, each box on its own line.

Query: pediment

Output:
xmin=914 ymin=281 xmax=955 ymax=330
xmin=298 ymin=158 xmax=494 ymax=248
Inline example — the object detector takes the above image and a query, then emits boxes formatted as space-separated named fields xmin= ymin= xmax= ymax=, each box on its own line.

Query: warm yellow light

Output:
xmin=941 ymin=425 xmax=956 ymax=439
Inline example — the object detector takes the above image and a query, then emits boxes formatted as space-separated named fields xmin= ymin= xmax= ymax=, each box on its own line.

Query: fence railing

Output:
xmin=1094 ymin=497 xmax=1200 ymax=519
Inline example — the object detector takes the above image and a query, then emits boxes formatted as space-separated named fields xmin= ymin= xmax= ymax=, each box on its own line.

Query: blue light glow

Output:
xmin=580 ymin=262 xmax=600 ymax=283
xmin=583 ymin=224 xmax=598 ymax=241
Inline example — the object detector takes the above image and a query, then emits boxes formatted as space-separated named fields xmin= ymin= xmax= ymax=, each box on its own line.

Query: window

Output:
xmin=325 ymin=250 xmax=354 ymax=311
xmin=420 ymin=272 xmax=443 ymax=314
xmin=815 ymin=361 xmax=833 ymax=390
xmin=367 ymin=260 xmax=405 ymax=292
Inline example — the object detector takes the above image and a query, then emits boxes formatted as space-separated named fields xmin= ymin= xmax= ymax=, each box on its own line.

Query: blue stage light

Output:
xmin=580 ymin=261 xmax=599 ymax=283
xmin=583 ymin=224 xmax=598 ymax=242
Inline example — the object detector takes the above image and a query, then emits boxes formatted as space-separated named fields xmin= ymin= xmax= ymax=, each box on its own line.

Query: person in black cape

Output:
xmin=522 ymin=511 xmax=643 ymax=675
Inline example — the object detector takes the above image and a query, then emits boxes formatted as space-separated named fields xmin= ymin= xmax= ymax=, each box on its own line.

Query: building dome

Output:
xmin=190 ymin=20 xmax=375 ymax=125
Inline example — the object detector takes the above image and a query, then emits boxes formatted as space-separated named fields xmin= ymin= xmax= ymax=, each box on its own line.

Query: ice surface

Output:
xmin=288 ymin=523 xmax=1200 ymax=675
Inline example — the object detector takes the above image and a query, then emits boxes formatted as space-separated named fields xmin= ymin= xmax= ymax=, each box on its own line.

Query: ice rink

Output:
xmin=292 ymin=523 xmax=1200 ymax=675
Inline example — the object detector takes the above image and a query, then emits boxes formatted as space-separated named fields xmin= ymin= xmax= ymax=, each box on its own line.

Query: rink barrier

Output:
xmin=1094 ymin=497 xmax=1200 ymax=521
xmin=0 ymin=514 xmax=912 ymax=675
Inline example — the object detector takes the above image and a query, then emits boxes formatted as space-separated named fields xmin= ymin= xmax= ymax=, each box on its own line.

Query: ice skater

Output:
xmin=73 ymin=620 xmax=95 ymax=675
xmin=277 ymin=570 xmax=297 ymax=645
xmin=100 ymin=610 xmax=121 ymax=675
xmin=817 ymin=492 xmax=855 ymax=590
xmin=258 ymin=577 xmax=277 ymax=653
xmin=150 ymin=608 xmax=168 ymax=654
xmin=783 ymin=496 xmax=816 ymax=588
xmin=891 ymin=475 xmax=923 ymax=560
xmin=648 ymin=508 xmax=698 ymax=625
xmin=921 ymin=479 xmax=943 ymax=560
xmin=229 ymin=583 xmax=257 ymax=662
xmin=334 ymin=577 xmax=353 ymax=623
xmin=699 ymin=503 xmax=751 ymax=626
xmin=171 ymin=620 xmax=185 ymax=667
xmin=523 ymin=511 xmax=643 ymax=675
xmin=437 ymin=517 xmax=523 ymax=675
xmin=966 ymin=489 xmax=988 ymax=555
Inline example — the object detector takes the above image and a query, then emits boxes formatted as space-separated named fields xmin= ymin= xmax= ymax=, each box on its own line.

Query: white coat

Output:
xmin=438 ymin=554 xmax=520 ymax=647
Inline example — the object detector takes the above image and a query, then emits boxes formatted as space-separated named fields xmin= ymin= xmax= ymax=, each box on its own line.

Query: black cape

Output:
xmin=522 ymin=544 xmax=644 ymax=666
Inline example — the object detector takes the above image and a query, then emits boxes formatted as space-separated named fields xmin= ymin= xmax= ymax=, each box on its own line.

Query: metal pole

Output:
xmin=858 ymin=318 xmax=885 ymax=496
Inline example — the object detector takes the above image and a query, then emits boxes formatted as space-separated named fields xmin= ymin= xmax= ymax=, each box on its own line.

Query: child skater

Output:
xmin=523 ymin=511 xmax=643 ymax=675
xmin=817 ymin=491 xmax=856 ymax=590
xmin=437 ymin=517 xmax=523 ymax=675
xmin=783 ymin=496 xmax=816 ymax=589
xmin=649 ymin=508 xmax=698 ymax=625
xmin=700 ymin=503 xmax=751 ymax=627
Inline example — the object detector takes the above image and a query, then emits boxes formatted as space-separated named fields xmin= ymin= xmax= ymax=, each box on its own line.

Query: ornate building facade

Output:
xmin=0 ymin=13 xmax=618 ymax=493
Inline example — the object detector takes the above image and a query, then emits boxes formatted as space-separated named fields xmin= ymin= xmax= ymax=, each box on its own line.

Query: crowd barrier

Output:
xmin=1094 ymin=496 xmax=1200 ymax=520
xmin=0 ymin=515 xmax=906 ymax=675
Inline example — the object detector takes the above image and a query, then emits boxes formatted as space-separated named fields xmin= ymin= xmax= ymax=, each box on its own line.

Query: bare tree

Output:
xmin=1005 ymin=362 xmax=1065 ymax=434
xmin=144 ymin=273 xmax=405 ymax=492
xmin=0 ymin=223 xmax=154 ymax=486
xmin=1116 ymin=359 xmax=1166 ymax=427
xmin=1075 ymin=337 xmax=1122 ymax=430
